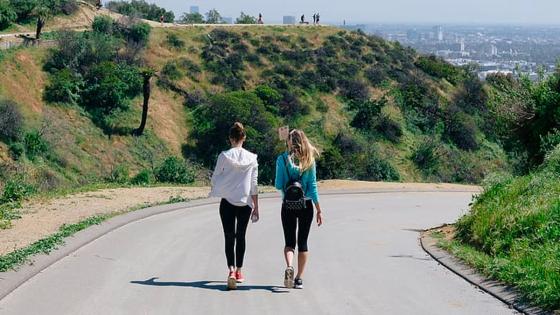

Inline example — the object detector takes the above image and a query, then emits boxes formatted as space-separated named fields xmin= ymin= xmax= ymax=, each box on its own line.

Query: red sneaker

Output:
xmin=235 ymin=270 xmax=245 ymax=283
xmin=227 ymin=271 xmax=237 ymax=290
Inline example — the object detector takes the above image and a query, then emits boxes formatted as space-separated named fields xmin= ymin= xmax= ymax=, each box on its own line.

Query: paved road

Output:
xmin=0 ymin=192 xmax=517 ymax=314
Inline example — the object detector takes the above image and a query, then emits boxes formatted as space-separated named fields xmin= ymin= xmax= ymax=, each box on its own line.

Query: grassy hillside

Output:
xmin=439 ymin=145 xmax=560 ymax=311
xmin=0 ymin=22 xmax=509 ymax=211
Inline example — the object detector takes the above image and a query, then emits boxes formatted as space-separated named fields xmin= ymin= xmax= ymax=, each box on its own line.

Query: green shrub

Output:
xmin=0 ymin=0 xmax=16 ymax=29
xmin=1 ymin=178 xmax=34 ymax=203
xmin=415 ymin=55 xmax=460 ymax=84
xmin=444 ymin=108 xmax=479 ymax=151
xmin=375 ymin=114 xmax=402 ymax=143
xmin=364 ymin=67 xmax=387 ymax=86
xmin=44 ymin=68 xmax=83 ymax=104
xmin=0 ymin=99 xmax=23 ymax=142
xmin=358 ymin=151 xmax=400 ymax=181
xmin=166 ymin=33 xmax=185 ymax=49
xmin=106 ymin=0 xmax=174 ymax=22
xmin=254 ymin=85 xmax=281 ymax=106
xmin=339 ymin=80 xmax=369 ymax=102
xmin=412 ymin=138 xmax=441 ymax=172
xmin=540 ymin=129 xmax=560 ymax=156
xmin=235 ymin=12 xmax=256 ymax=24
xmin=350 ymin=99 xmax=384 ymax=131
xmin=109 ymin=164 xmax=130 ymax=184
xmin=127 ymin=22 xmax=151 ymax=45
xmin=317 ymin=146 xmax=345 ymax=179
xmin=82 ymin=61 xmax=142 ymax=114
xmin=23 ymin=130 xmax=49 ymax=161
xmin=8 ymin=142 xmax=24 ymax=160
xmin=161 ymin=61 xmax=183 ymax=80
xmin=8 ymin=0 xmax=35 ymax=22
xmin=155 ymin=157 xmax=195 ymax=184
xmin=92 ymin=15 xmax=114 ymax=34
xmin=131 ymin=168 xmax=153 ymax=185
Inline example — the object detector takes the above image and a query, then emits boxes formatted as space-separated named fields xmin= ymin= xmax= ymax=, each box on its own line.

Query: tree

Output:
xmin=205 ymin=9 xmax=222 ymax=24
xmin=32 ymin=0 xmax=55 ymax=39
xmin=235 ymin=12 xmax=256 ymax=24
xmin=0 ymin=0 xmax=16 ymax=30
xmin=180 ymin=12 xmax=204 ymax=24
xmin=134 ymin=68 xmax=155 ymax=136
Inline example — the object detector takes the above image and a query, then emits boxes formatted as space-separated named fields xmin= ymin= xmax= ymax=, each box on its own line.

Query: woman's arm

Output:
xmin=250 ymin=163 xmax=259 ymax=220
xmin=315 ymin=202 xmax=323 ymax=226
xmin=308 ymin=163 xmax=322 ymax=226
xmin=210 ymin=153 xmax=225 ymax=187
xmin=274 ymin=154 xmax=285 ymax=191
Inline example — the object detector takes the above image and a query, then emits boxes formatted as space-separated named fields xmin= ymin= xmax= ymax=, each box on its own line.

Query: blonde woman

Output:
xmin=275 ymin=129 xmax=323 ymax=289
xmin=210 ymin=122 xmax=259 ymax=290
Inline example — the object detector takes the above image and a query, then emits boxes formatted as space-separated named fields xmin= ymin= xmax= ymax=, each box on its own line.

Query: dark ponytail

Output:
xmin=229 ymin=122 xmax=246 ymax=144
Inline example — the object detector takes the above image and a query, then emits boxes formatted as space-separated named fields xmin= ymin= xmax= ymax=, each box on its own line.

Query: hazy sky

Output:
xmin=112 ymin=0 xmax=560 ymax=25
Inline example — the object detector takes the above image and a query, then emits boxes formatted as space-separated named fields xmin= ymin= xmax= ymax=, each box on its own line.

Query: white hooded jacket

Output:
xmin=210 ymin=147 xmax=258 ymax=208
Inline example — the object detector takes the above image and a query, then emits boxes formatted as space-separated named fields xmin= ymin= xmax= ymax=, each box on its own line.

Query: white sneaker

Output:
xmin=284 ymin=266 xmax=294 ymax=288
xmin=227 ymin=271 xmax=237 ymax=290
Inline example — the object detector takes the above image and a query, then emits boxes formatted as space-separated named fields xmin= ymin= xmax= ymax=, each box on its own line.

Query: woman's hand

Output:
xmin=315 ymin=202 xmax=323 ymax=226
xmin=251 ymin=207 xmax=260 ymax=223
xmin=316 ymin=211 xmax=323 ymax=226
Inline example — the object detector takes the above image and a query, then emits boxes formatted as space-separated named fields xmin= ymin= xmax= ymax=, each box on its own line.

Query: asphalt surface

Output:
xmin=0 ymin=192 xmax=518 ymax=314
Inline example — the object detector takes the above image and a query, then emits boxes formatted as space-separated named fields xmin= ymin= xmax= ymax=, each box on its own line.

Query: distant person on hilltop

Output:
xmin=316 ymin=13 xmax=320 ymax=25
xmin=312 ymin=13 xmax=316 ymax=25
xmin=95 ymin=0 xmax=102 ymax=9
xmin=258 ymin=13 xmax=263 ymax=24
xmin=210 ymin=122 xmax=260 ymax=290
xmin=160 ymin=15 xmax=164 ymax=26
xmin=300 ymin=14 xmax=305 ymax=24
xmin=275 ymin=129 xmax=323 ymax=289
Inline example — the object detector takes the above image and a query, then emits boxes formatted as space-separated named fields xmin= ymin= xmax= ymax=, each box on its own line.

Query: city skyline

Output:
xmin=101 ymin=0 xmax=560 ymax=25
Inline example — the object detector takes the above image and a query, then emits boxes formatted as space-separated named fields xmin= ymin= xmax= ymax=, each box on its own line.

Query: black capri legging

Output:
xmin=219 ymin=199 xmax=252 ymax=268
xmin=281 ymin=199 xmax=314 ymax=252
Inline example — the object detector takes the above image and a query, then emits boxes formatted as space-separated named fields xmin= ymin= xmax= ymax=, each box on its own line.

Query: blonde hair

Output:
xmin=289 ymin=129 xmax=319 ymax=172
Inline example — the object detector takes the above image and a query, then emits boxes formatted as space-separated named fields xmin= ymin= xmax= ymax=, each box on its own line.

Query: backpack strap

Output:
xmin=283 ymin=153 xmax=302 ymax=182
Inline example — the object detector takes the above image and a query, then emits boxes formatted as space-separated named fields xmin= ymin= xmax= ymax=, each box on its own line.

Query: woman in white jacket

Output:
xmin=210 ymin=122 xmax=259 ymax=290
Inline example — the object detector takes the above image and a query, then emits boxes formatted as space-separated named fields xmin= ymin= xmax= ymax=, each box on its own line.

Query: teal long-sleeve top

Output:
xmin=275 ymin=152 xmax=320 ymax=204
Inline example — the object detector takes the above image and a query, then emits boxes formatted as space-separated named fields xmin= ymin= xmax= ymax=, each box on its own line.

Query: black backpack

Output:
xmin=283 ymin=155 xmax=306 ymax=210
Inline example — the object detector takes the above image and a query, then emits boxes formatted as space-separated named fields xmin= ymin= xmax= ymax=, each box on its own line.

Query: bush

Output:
xmin=106 ymin=0 xmax=174 ymax=22
xmin=444 ymin=107 xmax=479 ymax=151
xmin=92 ymin=15 xmax=114 ymax=34
xmin=127 ymin=22 xmax=151 ymax=45
xmin=364 ymin=67 xmax=387 ymax=86
xmin=44 ymin=68 xmax=83 ymax=104
xmin=8 ymin=142 xmax=24 ymax=160
xmin=375 ymin=114 xmax=402 ymax=143
xmin=317 ymin=146 xmax=345 ymax=179
xmin=131 ymin=168 xmax=153 ymax=185
xmin=0 ymin=99 xmax=23 ymax=142
xmin=412 ymin=138 xmax=441 ymax=172
xmin=339 ymin=79 xmax=370 ymax=102
xmin=358 ymin=152 xmax=400 ymax=181
xmin=109 ymin=164 xmax=129 ymax=184
xmin=279 ymin=91 xmax=310 ymax=118
xmin=254 ymin=85 xmax=281 ymax=107
xmin=8 ymin=0 xmax=35 ymax=22
xmin=1 ymin=178 xmax=34 ymax=203
xmin=161 ymin=61 xmax=183 ymax=80
xmin=350 ymin=99 xmax=384 ymax=131
xmin=23 ymin=130 xmax=49 ymax=161
xmin=0 ymin=0 xmax=16 ymax=29
xmin=184 ymin=90 xmax=206 ymax=108
xmin=82 ymin=61 xmax=142 ymax=114
xmin=59 ymin=0 xmax=78 ymax=15
xmin=235 ymin=12 xmax=256 ymax=24
xmin=166 ymin=33 xmax=185 ymax=49
xmin=155 ymin=156 xmax=195 ymax=184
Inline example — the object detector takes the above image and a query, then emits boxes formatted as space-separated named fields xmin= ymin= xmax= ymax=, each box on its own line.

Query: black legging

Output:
xmin=281 ymin=199 xmax=314 ymax=252
xmin=219 ymin=199 xmax=252 ymax=268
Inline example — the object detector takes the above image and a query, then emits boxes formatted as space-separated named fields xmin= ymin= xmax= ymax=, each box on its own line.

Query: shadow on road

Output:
xmin=130 ymin=277 xmax=289 ymax=293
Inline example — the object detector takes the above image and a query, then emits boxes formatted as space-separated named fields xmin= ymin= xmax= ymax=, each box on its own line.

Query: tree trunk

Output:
xmin=36 ymin=18 xmax=45 ymax=40
xmin=134 ymin=74 xmax=152 ymax=136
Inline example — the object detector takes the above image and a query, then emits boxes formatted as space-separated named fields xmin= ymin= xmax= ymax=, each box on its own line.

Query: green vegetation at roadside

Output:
xmin=438 ymin=145 xmax=560 ymax=312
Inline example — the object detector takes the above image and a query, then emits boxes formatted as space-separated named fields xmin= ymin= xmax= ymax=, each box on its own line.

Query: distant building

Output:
xmin=433 ymin=25 xmax=443 ymax=41
xmin=491 ymin=44 xmax=498 ymax=56
xmin=283 ymin=16 xmax=296 ymax=25
xmin=222 ymin=17 xmax=233 ymax=24
xmin=190 ymin=6 xmax=199 ymax=14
